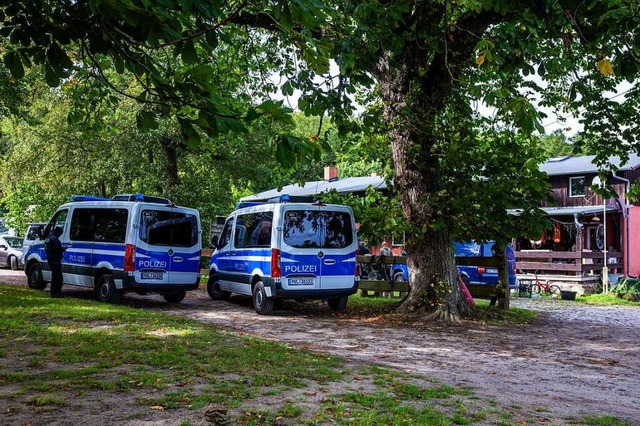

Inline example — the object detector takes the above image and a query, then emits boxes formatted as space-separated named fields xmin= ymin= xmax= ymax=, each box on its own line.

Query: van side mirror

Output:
xmin=0 ymin=245 xmax=6 ymax=250
xmin=210 ymin=235 xmax=219 ymax=249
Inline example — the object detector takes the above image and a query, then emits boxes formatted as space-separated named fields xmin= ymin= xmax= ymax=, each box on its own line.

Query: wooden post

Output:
xmin=498 ymin=246 xmax=510 ymax=309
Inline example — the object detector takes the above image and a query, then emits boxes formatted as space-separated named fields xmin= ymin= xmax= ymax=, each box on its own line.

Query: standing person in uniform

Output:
xmin=45 ymin=226 xmax=66 ymax=298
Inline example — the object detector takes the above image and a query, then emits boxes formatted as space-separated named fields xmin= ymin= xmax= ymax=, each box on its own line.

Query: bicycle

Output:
xmin=527 ymin=271 xmax=561 ymax=296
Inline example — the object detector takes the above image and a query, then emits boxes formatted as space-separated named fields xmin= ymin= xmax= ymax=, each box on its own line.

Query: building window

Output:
xmin=392 ymin=233 xmax=405 ymax=247
xmin=569 ymin=176 xmax=586 ymax=197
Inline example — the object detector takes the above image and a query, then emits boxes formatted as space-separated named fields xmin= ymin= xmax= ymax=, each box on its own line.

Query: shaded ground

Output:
xmin=2 ymin=268 xmax=639 ymax=424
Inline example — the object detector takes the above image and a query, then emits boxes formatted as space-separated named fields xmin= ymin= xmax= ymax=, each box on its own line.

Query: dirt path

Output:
xmin=2 ymin=269 xmax=639 ymax=423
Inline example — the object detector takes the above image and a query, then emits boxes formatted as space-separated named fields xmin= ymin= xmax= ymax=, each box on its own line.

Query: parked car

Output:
xmin=23 ymin=222 xmax=47 ymax=247
xmin=455 ymin=241 xmax=517 ymax=289
xmin=392 ymin=241 xmax=517 ymax=289
xmin=0 ymin=235 xmax=24 ymax=270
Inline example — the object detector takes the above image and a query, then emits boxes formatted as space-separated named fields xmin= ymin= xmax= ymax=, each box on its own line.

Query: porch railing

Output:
xmin=515 ymin=250 xmax=623 ymax=275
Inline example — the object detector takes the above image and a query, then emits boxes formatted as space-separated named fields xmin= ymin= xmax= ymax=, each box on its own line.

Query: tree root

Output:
xmin=426 ymin=305 xmax=462 ymax=325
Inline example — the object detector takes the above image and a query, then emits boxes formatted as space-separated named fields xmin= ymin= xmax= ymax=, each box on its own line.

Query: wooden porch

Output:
xmin=515 ymin=249 xmax=623 ymax=293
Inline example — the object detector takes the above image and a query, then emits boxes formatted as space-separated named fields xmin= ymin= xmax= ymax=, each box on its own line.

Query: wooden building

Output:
xmin=514 ymin=154 xmax=640 ymax=293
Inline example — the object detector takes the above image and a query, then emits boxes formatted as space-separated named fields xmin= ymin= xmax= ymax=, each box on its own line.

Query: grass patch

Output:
xmin=0 ymin=284 xmax=344 ymax=417
xmin=574 ymin=415 xmax=636 ymax=426
xmin=0 ymin=283 xmax=616 ymax=425
xmin=471 ymin=300 xmax=537 ymax=323
xmin=577 ymin=293 xmax=640 ymax=306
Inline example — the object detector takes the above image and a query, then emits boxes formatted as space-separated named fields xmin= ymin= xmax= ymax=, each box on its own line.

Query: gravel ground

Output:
xmin=2 ymin=268 xmax=639 ymax=424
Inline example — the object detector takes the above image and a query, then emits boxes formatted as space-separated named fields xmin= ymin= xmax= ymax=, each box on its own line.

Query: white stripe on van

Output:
xmin=341 ymin=257 xmax=357 ymax=262
xmin=66 ymin=248 xmax=92 ymax=254
xmin=230 ymin=255 xmax=271 ymax=262
xmin=92 ymin=249 xmax=126 ymax=257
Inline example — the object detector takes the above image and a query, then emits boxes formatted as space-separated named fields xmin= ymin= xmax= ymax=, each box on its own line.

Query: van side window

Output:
xmin=94 ymin=209 xmax=128 ymax=243
xmin=69 ymin=208 xmax=129 ymax=243
xmin=139 ymin=210 xmax=198 ymax=247
xmin=218 ymin=218 xmax=233 ymax=248
xmin=70 ymin=208 xmax=94 ymax=241
xmin=236 ymin=212 xmax=273 ymax=248
xmin=44 ymin=209 xmax=68 ymax=238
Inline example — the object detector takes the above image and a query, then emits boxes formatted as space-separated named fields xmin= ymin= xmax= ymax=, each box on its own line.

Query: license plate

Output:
xmin=288 ymin=277 xmax=315 ymax=286
xmin=486 ymin=268 xmax=498 ymax=274
xmin=141 ymin=272 xmax=164 ymax=280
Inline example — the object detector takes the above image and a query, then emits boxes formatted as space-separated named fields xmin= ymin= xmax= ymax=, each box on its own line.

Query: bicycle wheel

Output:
xmin=549 ymin=285 xmax=561 ymax=296
xmin=530 ymin=284 xmax=542 ymax=294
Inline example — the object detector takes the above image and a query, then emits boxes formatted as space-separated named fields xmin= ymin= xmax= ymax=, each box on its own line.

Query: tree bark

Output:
xmin=158 ymin=136 xmax=180 ymax=195
xmin=373 ymin=54 xmax=472 ymax=322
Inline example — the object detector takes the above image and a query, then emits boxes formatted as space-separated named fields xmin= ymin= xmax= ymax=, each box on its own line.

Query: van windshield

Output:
xmin=139 ymin=210 xmax=198 ymax=247
xmin=283 ymin=210 xmax=353 ymax=249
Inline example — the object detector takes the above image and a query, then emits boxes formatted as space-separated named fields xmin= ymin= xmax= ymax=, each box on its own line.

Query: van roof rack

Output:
xmin=111 ymin=193 xmax=173 ymax=205
xmin=70 ymin=195 xmax=110 ymax=202
xmin=236 ymin=194 xmax=292 ymax=209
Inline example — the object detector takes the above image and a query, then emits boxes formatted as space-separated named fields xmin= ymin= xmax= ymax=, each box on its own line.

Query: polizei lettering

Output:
xmin=138 ymin=260 xmax=167 ymax=269
xmin=284 ymin=264 xmax=317 ymax=273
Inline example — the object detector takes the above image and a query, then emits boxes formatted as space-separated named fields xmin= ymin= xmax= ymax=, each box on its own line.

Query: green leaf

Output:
xmin=3 ymin=51 xmax=24 ymax=80
xmin=179 ymin=120 xmax=202 ymax=148
xmin=180 ymin=40 xmax=198 ymax=65
xmin=136 ymin=111 xmax=159 ymax=131
xmin=44 ymin=64 xmax=60 ymax=87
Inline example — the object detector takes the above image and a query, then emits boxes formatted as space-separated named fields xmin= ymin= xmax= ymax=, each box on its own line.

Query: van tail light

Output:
xmin=124 ymin=244 xmax=136 ymax=272
xmin=354 ymin=250 xmax=360 ymax=278
xmin=477 ymin=265 xmax=486 ymax=275
xmin=271 ymin=249 xmax=281 ymax=278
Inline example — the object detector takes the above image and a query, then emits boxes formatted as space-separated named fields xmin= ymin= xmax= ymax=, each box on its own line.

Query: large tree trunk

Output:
xmin=158 ymin=136 xmax=180 ymax=195
xmin=374 ymin=54 xmax=472 ymax=322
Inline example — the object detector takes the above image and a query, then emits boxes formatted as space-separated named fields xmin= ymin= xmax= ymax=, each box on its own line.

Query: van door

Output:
xmin=137 ymin=207 xmax=201 ymax=285
xmin=166 ymin=209 xmax=200 ymax=284
xmin=213 ymin=217 xmax=234 ymax=291
xmin=315 ymin=208 xmax=356 ymax=290
xmin=66 ymin=207 xmax=95 ymax=287
xmin=41 ymin=209 xmax=69 ymax=283
xmin=280 ymin=207 xmax=323 ymax=291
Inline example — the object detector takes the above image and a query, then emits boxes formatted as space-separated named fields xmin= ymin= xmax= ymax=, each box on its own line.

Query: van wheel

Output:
xmin=207 ymin=276 xmax=231 ymax=300
xmin=393 ymin=271 xmax=405 ymax=282
xmin=252 ymin=281 xmax=273 ymax=315
xmin=163 ymin=291 xmax=186 ymax=303
xmin=327 ymin=295 xmax=348 ymax=311
xmin=95 ymin=274 xmax=121 ymax=304
xmin=27 ymin=263 xmax=47 ymax=290
xmin=9 ymin=256 xmax=18 ymax=271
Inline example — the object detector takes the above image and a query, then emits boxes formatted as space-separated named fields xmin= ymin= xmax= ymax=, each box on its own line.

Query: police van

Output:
xmin=207 ymin=197 xmax=359 ymax=314
xmin=23 ymin=194 xmax=201 ymax=303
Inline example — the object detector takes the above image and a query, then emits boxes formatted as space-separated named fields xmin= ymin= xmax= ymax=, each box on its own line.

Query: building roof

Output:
xmin=540 ymin=154 xmax=640 ymax=176
xmin=240 ymin=176 xmax=387 ymax=202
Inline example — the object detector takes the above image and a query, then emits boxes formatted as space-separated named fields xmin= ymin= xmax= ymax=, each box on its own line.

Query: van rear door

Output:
xmin=137 ymin=207 xmax=201 ymax=285
xmin=281 ymin=206 xmax=356 ymax=290
xmin=281 ymin=207 xmax=323 ymax=291
xmin=315 ymin=208 xmax=356 ymax=290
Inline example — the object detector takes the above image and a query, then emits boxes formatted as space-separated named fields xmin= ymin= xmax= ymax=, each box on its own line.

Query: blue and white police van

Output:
xmin=23 ymin=194 xmax=201 ymax=303
xmin=207 ymin=197 xmax=359 ymax=314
